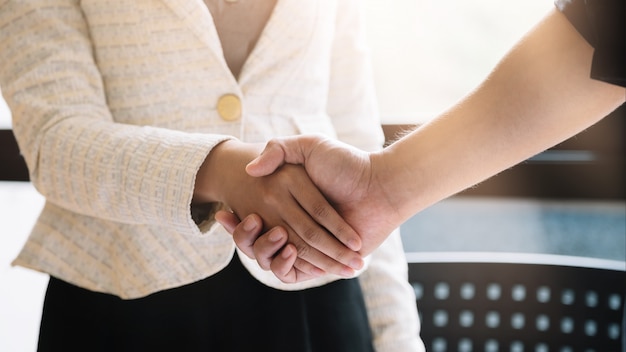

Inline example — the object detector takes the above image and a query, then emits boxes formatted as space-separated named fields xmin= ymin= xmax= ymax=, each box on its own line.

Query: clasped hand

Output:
xmin=216 ymin=135 xmax=403 ymax=284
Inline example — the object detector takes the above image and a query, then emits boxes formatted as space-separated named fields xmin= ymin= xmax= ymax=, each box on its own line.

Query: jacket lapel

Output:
xmin=158 ymin=0 xmax=322 ymax=86
xmin=238 ymin=0 xmax=320 ymax=84
xmin=159 ymin=0 xmax=230 ymax=72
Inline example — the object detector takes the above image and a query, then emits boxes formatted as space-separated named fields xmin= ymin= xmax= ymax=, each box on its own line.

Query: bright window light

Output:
xmin=365 ymin=0 xmax=553 ymax=124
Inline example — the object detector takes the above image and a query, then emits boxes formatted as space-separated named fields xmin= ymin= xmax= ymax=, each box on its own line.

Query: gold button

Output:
xmin=217 ymin=94 xmax=242 ymax=121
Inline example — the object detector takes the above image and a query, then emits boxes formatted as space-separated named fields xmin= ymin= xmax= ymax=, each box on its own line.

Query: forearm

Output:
xmin=376 ymin=8 xmax=625 ymax=222
xmin=194 ymin=139 xmax=262 ymax=205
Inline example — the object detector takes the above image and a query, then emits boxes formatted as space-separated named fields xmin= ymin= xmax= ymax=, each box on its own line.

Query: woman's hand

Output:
xmin=194 ymin=139 xmax=365 ymax=282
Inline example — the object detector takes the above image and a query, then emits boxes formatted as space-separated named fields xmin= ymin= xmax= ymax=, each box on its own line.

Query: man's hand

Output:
xmin=217 ymin=135 xmax=404 ymax=283
xmin=246 ymin=135 xmax=402 ymax=256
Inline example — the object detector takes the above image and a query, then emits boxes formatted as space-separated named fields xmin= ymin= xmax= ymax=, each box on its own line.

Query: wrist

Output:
xmin=370 ymin=144 xmax=425 ymax=225
xmin=368 ymin=150 xmax=404 ymax=224
xmin=193 ymin=140 xmax=262 ymax=204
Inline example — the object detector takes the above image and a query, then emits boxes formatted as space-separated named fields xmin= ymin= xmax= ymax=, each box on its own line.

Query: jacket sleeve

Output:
xmin=327 ymin=1 xmax=424 ymax=350
xmin=0 ymin=1 xmax=231 ymax=235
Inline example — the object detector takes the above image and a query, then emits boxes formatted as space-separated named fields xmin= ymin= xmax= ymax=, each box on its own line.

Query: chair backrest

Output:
xmin=407 ymin=252 xmax=626 ymax=352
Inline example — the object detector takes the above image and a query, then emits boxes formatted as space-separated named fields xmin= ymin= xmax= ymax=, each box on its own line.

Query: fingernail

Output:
xmin=242 ymin=217 xmax=257 ymax=231
xmin=281 ymin=246 xmax=293 ymax=259
xmin=268 ymin=230 xmax=283 ymax=242
xmin=349 ymin=258 xmax=364 ymax=270
xmin=347 ymin=238 xmax=361 ymax=251
xmin=341 ymin=266 xmax=355 ymax=278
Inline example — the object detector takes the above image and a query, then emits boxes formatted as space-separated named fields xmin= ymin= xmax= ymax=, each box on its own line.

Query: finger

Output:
xmin=271 ymin=245 xmax=322 ymax=283
xmin=215 ymin=210 xmax=240 ymax=234
xmin=284 ymin=223 xmax=360 ymax=279
xmin=278 ymin=203 xmax=363 ymax=276
xmin=297 ymin=195 xmax=362 ymax=252
xmin=284 ymin=174 xmax=364 ymax=268
xmin=292 ymin=255 xmax=326 ymax=279
xmin=269 ymin=244 xmax=299 ymax=283
xmin=246 ymin=135 xmax=327 ymax=177
xmin=253 ymin=227 xmax=289 ymax=270
xmin=245 ymin=139 xmax=289 ymax=177
xmin=227 ymin=214 xmax=264 ymax=259
xmin=248 ymin=168 xmax=361 ymax=276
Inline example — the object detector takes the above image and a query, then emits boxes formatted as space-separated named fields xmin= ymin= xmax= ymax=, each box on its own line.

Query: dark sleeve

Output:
xmin=555 ymin=0 xmax=626 ymax=87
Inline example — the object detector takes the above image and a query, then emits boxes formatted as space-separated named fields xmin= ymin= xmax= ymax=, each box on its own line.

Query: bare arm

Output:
xmin=376 ymin=8 xmax=625 ymax=223
xmin=220 ymin=8 xmax=625 ymax=282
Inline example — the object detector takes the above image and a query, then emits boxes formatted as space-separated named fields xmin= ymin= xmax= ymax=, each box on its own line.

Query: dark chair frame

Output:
xmin=407 ymin=252 xmax=626 ymax=352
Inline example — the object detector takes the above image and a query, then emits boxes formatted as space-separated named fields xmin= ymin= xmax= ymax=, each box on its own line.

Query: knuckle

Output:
xmin=277 ymin=273 xmax=295 ymax=284
xmin=311 ymin=201 xmax=330 ymax=220
xmin=332 ymin=248 xmax=348 ymax=263
xmin=294 ymin=241 xmax=311 ymax=259
xmin=333 ymin=223 xmax=350 ymax=240
xmin=260 ymin=188 xmax=279 ymax=204
xmin=273 ymin=266 xmax=296 ymax=284
xmin=300 ymin=226 xmax=324 ymax=245
xmin=266 ymin=138 xmax=282 ymax=149
xmin=258 ymin=259 xmax=271 ymax=271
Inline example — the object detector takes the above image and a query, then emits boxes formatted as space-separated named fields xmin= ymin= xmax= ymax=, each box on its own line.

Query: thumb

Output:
xmin=215 ymin=210 xmax=240 ymax=234
xmin=245 ymin=138 xmax=295 ymax=177
xmin=246 ymin=135 xmax=323 ymax=177
xmin=216 ymin=212 xmax=264 ymax=260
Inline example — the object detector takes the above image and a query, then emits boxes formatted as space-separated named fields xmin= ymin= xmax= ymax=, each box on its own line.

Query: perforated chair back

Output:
xmin=407 ymin=252 xmax=626 ymax=352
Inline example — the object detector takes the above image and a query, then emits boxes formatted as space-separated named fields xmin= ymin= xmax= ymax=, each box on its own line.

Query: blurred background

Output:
xmin=365 ymin=0 xmax=553 ymax=124
xmin=1 ymin=1 xmax=623 ymax=351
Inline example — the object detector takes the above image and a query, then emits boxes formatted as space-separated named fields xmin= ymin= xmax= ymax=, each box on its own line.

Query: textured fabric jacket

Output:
xmin=0 ymin=0 xmax=423 ymax=350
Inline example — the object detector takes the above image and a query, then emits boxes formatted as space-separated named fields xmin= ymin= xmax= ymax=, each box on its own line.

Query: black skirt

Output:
xmin=37 ymin=253 xmax=374 ymax=352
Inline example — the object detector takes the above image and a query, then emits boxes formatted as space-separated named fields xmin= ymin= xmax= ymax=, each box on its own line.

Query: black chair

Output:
xmin=407 ymin=252 xmax=626 ymax=352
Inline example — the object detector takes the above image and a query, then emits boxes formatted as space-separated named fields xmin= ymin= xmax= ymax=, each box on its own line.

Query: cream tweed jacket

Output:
xmin=0 ymin=0 xmax=423 ymax=350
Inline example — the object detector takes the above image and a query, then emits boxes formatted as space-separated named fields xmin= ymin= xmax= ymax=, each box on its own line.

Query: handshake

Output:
xmin=215 ymin=134 xmax=411 ymax=284
xmin=211 ymin=7 xmax=626 ymax=284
